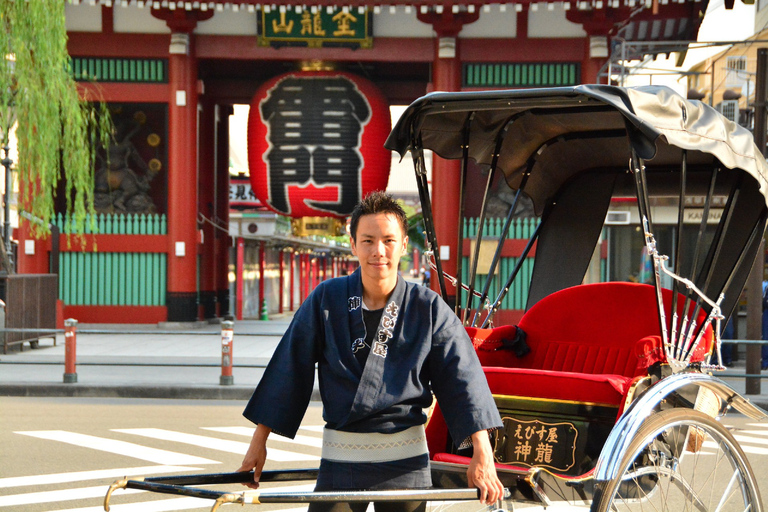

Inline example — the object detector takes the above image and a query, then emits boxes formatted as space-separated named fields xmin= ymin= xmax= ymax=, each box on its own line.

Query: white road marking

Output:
xmin=703 ymin=440 xmax=768 ymax=455
xmin=203 ymin=426 xmax=323 ymax=448
xmin=15 ymin=431 xmax=218 ymax=465
xmin=734 ymin=434 xmax=768 ymax=446
xmin=49 ymin=500 xmax=311 ymax=512
xmin=4 ymin=482 xmax=315 ymax=510
xmin=0 ymin=484 xmax=143 ymax=507
xmin=45 ymin=496 xmax=217 ymax=512
xmin=114 ymin=428 xmax=318 ymax=462
xmin=0 ymin=465 xmax=198 ymax=489
xmin=741 ymin=429 xmax=768 ymax=437
xmin=300 ymin=426 xmax=325 ymax=433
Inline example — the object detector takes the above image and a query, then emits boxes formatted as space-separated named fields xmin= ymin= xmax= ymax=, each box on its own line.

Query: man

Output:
xmin=238 ymin=192 xmax=504 ymax=511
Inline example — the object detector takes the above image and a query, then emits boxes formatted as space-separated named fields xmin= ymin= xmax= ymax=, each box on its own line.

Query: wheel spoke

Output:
xmin=591 ymin=410 xmax=761 ymax=512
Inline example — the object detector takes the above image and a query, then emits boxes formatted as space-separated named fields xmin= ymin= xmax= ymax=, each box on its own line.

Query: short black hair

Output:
xmin=349 ymin=191 xmax=408 ymax=241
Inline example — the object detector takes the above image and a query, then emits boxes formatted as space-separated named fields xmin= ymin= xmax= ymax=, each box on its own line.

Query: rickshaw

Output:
xmin=104 ymin=84 xmax=768 ymax=512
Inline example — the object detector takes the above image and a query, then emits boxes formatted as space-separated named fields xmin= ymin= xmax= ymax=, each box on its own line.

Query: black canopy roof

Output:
xmin=386 ymin=85 xmax=768 ymax=316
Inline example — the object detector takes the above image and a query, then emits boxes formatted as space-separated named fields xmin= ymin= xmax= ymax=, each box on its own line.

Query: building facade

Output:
xmin=14 ymin=0 xmax=727 ymax=323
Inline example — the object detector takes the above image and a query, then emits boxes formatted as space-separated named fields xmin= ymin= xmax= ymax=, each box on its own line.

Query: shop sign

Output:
xmin=684 ymin=208 xmax=723 ymax=224
xmin=493 ymin=417 xmax=578 ymax=472
xmin=248 ymin=71 xmax=391 ymax=218
xmin=291 ymin=217 xmax=346 ymax=237
xmin=229 ymin=177 xmax=262 ymax=209
xmin=259 ymin=7 xmax=372 ymax=49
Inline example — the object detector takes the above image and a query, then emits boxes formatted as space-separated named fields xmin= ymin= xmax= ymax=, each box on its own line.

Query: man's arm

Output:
xmin=238 ymin=424 xmax=272 ymax=489
xmin=466 ymin=430 xmax=504 ymax=505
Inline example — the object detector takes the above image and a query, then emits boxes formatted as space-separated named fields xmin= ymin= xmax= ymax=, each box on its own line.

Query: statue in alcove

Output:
xmin=94 ymin=111 xmax=161 ymax=214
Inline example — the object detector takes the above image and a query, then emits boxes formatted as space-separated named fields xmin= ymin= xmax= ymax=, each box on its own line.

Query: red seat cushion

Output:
xmin=483 ymin=366 xmax=632 ymax=406
xmin=467 ymin=283 xmax=713 ymax=375
xmin=425 ymin=367 xmax=632 ymax=459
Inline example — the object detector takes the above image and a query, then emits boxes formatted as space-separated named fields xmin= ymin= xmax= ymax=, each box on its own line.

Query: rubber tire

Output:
xmin=591 ymin=409 xmax=762 ymax=512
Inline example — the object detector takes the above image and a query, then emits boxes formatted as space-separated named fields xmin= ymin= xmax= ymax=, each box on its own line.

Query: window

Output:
xmin=725 ymin=56 xmax=748 ymax=87
xmin=717 ymin=100 xmax=739 ymax=122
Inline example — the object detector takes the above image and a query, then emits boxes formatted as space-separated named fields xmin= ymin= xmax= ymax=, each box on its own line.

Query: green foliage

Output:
xmin=0 ymin=0 xmax=112 ymax=237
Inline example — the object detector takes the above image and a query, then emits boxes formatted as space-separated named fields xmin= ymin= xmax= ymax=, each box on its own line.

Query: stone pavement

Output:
xmin=0 ymin=317 xmax=299 ymax=401
xmin=2 ymin=317 xmax=768 ymax=411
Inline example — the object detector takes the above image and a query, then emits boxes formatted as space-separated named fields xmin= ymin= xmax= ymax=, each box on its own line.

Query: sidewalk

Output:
xmin=2 ymin=318 xmax=768 ymax=411
xmin=0 ymin=317 xmax=300 ymax=401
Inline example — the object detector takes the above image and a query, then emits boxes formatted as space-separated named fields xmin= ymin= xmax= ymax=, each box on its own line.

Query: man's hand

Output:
xmin=466 ymin=430 xmax=504 ymax=505
xmin=237 ymin=424 xmax=271 ymax=489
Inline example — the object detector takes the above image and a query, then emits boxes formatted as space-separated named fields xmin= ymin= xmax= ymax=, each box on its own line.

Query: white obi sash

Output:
xmin=321 ymin=425 xmax=429 ymax=463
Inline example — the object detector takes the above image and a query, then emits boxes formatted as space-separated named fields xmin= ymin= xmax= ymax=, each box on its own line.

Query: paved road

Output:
xmin=1 ymin=397 xmax=322 ymax=512
xmin=4 ymin=397 xmax=768 ymax=512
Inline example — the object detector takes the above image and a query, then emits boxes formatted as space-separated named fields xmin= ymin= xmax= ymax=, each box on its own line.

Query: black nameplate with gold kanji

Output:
xmin=258 ymin=7 xmax=372 ymax=49
xmin=493 ymin=418 xmax=578 ymax=472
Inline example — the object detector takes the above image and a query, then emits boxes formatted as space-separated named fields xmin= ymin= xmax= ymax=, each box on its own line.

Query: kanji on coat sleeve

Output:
xmin=243 ymin=268 xmax=502 ymax=441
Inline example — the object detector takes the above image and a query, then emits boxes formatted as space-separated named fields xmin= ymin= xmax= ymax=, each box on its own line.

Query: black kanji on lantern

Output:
xmin=259 ymin=76 xmax=371 ymax=216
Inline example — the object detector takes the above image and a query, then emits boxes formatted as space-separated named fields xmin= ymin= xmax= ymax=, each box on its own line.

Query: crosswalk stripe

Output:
xmin=44 ymin=484 xmax=317 ymax=512
xmin=0 ymin=484 xmax=143 ymax=507
xmin=48 ymin=499 xmax=312 ymax=512
xmin=300 ymin=426 xmax=325 ymax=433
xmin=203 ymin=426 xmax=323 ymax=448
xmin=15 ymin=431 xmax=218 ymax=466
xmin=703 ymin=440 xmax=768 ymax=455
xmin=0 ymin=465 xmax=198 ymax=489
xmin=45 ymin=496 xmax=214 ymax=512
xmin=114 ymin=428 xmax=319 ymax=462
xmin=741 ymin=430 xmax=768 ymax=437
xmin=733 ymin=434 xmax=768 ymax=447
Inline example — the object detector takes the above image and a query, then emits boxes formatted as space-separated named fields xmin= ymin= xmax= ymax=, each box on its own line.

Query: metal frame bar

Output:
xmin=411 ymin=139 xmax=449 ymax=301
xmin=471 ymin=187 xmax=526 ymax=327
xmin=455 ymin=112 xmax=475 ymax=317
xmin=462 ymin=118 xmax=513 ymax=323
xmin=674 ymin=167 xmax=718 ymax=356
xmin=630 ymin=150 xmax=668 ymax=353
xmin=680 ymin=173 xmax=744 ymax=358
xmin=669 ymin=151 xmax=687 ymax=353
xmin=481 ymin=219 xmax=545 ymax=328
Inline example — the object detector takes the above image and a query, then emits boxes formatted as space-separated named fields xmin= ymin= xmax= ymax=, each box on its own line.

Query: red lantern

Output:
xmin=248 ymin=71 xmax=391 ymax=218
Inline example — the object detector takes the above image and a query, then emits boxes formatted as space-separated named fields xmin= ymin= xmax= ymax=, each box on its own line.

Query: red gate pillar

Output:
xmin=166 ymin=28 xmax=199 ymax=321
xmin=278 ymin=250 xmax=285 ymax=314
xmin=289 ymin=252 xmax=295 ymax=311
xmin=258 ymin=241 xmax=266 ymax=317
xmin=418 ymin=9 xmax=478 ymax=307
xmin=564 ymin=11 xmax=611 ymax=85
xmin=153 ymin=9 xmax=212 ymax=322
xmin=236 ymin=237 xmax=244 ymax=320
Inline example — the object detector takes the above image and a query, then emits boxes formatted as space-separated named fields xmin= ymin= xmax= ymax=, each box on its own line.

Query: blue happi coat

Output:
xmin=243 ymin=268 xmax=502 ymax=447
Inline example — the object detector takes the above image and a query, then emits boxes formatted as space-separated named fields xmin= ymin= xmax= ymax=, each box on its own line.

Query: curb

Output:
xmin=0 ymin=384 xmax=323 ymax=402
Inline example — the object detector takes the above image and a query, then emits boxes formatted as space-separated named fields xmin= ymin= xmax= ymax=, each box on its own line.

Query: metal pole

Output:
xmin=746 ymin=48 xmax=768 ymax=395
xmin=63 ymin=319 xmax=78 ymax=383
xmin=220 ymin=319 xmax=234 ymax=386
xmin=1 ymin=143 xmax=12 ymax=269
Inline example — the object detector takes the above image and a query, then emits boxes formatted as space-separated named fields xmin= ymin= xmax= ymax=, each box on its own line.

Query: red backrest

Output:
xmin=466 ymin=282 xmax=713 ymax=377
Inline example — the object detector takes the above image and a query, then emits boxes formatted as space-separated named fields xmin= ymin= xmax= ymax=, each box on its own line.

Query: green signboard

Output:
xmin=259 ymin=7 xmax=372 ymax=48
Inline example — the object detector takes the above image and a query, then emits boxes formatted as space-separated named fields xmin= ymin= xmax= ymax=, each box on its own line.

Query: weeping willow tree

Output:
xmin=0 ymin=0 xmax=112 ymax=271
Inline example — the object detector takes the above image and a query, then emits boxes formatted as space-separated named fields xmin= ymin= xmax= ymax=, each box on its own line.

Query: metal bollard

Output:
xmin=220 ymin=319 xmax=234 ymax=386
xmin=63 ymin=318 xmax=78 ymax=383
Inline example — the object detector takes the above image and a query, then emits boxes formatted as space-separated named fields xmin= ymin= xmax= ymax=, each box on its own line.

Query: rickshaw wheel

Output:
xmin=591 ymin=409 xmax=762 ymax=512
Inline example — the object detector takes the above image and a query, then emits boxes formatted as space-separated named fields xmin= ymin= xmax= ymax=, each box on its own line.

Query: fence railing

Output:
xmin=59 ymin=252 xmax=167 ymax=306
xmin=463 ymin=216 xmax=539 ymax=239
xmin=53 ymin=213 xmax=167 ymax=235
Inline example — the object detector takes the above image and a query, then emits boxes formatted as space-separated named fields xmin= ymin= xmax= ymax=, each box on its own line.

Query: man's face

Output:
xmin=351 ymin=213 xmax=408 ymax=285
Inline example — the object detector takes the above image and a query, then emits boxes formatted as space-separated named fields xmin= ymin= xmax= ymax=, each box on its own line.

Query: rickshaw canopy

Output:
xmin=385 ymin=85 xmax=768 ymax=318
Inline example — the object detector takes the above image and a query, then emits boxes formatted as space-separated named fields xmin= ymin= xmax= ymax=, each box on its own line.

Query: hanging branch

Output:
xmin=0 ymin=0 xmax=113 ymax=239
